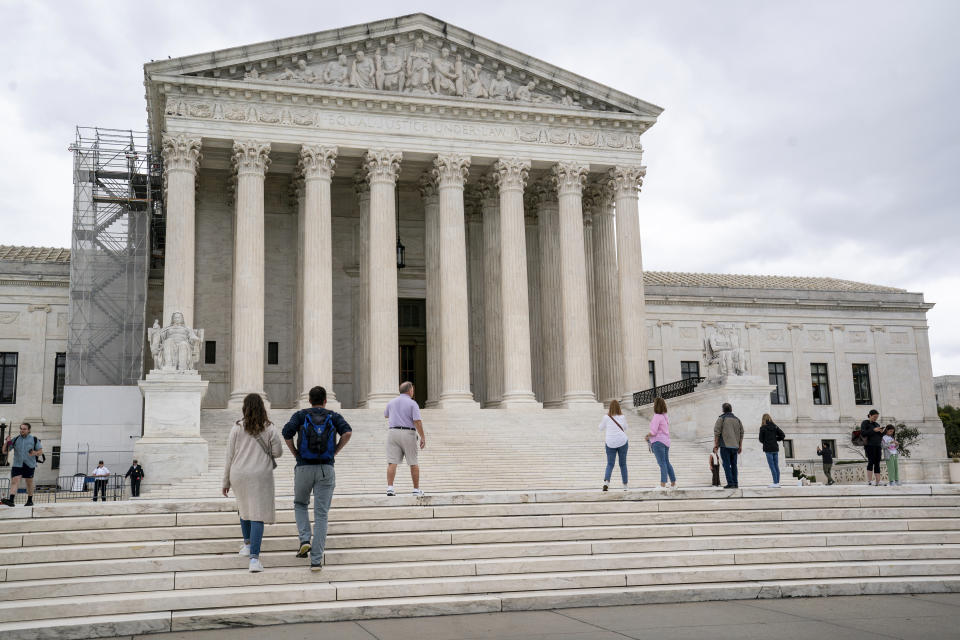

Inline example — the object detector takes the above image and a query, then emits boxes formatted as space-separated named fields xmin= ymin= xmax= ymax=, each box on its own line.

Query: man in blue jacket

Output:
xmin=282 ymin=386 xmax=352 ymax=571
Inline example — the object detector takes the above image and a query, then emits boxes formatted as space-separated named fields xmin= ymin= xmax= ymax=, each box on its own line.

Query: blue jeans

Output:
xmin=651 ymin=441 xmax=676 ymax=484
xmin=720 ymin=447 xmax=739 ymax=486
xmin=766 ymin=451 xmax=780 ymax=484
xmin=294 ymin=464 xmax=336 ymax=566
xmin=239 ymin=519 xmax=264 ymax=558
xmin=604 ymin=442 xmax=628 ymax=484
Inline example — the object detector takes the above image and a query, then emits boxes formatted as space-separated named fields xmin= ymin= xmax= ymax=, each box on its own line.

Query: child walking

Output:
xmin=882 ymin=425 xmax=900 ymax=486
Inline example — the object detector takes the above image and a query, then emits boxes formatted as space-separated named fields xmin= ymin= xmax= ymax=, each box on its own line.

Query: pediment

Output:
xmin=144 ymin=14 xmax=663 ymax=120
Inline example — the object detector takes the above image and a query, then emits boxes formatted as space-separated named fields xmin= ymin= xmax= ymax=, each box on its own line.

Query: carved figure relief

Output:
xmin=324 ymin=54 xmax=350 ymax=87
xmin=148 ymin=312 xmax=203 ymax=372
xmin=704 ymin=324 xmax=748 ymax=379
xmin=0 ymin=312 xmax=19 ymax=324
xmin=350 ymin=51 xmax=376 ymax=90
xmin=376 ymin=43 xmax=405 ymax=91
xmin=849 ymin=331 xmax=868 ymax=344
xmin=890 ymin=332 xmax=909 ymax=345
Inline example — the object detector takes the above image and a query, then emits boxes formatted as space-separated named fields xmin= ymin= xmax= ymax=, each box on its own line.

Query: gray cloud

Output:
xmin=1 ymin=0 xmax=957 ymax=372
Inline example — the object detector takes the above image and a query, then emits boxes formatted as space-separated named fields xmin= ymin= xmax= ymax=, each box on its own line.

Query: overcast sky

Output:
xmin=1 ymin=0 xmax=958 ymax=375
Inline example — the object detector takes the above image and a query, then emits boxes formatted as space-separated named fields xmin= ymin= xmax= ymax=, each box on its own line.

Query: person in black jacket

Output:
xmin=861 ymin=409 xmax=884 ymax=485
xmin=125 ymin=459 xmax=145 ymax=497
xmin=759 ymin=414 xmax=786 ymax=487
xmin=817 ymin=444 xmax=835 ymax=485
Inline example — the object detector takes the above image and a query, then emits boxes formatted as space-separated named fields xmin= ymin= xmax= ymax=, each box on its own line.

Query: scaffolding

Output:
xmin=67 ymin=127 xmax=161 ymax=386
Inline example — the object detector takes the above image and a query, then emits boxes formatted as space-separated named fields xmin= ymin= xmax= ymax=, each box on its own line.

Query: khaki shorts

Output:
xmin=386 ymin=428 xmax=419 ymax=465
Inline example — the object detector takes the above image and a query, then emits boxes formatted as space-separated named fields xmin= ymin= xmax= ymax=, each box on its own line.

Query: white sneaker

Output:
xmin=622 ymin=484 xmax=629 ymax=492
xmin=768 ymin=483 xmax=780 ymax=488
xmin=412 ymin=488 xmax=425 ymax=497
xmin=239 ymin=544 xmax=250 ymax=557
xmin=654 ymin=485 xmax=667 ymax=490
xmin=249 ymin=558 xmax=263 ymax=573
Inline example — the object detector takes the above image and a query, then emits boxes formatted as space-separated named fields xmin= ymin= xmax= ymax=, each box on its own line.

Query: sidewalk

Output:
xmin=108 ymin=593 xmax=960 ymax=640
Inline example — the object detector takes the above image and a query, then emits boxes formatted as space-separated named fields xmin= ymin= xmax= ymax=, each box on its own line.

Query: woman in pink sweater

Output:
xmin=645 ymin=397 xmax=676 ymax=489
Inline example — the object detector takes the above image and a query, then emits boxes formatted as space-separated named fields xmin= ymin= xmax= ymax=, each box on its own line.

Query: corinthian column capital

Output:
xmin=491 ymin=157 xmax=531 ymax=192
xmin=418 ymin=171 xmax=439 ymax=201
xmin=364 ymin=149 xmax=402 ymax=185
xmin=299 ymin=144 xmax=337 ymax=181
xmin=161 ymin=134 xmax=202 ymax=174
xmin=232 ymin=140 xmax=271 ymax=177
xmin=606 ymin=165 xmax=646 ymax=197
xmin=432 ymin=153 xmax=471 ymax=188
xmin=552 ymin=162 xmax=589 ymax=196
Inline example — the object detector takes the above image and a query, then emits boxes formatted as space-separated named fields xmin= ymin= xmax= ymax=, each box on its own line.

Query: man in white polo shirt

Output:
xmin=384 ymin=381 xmax=426 ymax=497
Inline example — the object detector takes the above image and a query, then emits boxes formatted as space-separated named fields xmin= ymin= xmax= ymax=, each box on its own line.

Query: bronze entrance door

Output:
xmin=398 ymin=298 xmax=427 ymax=407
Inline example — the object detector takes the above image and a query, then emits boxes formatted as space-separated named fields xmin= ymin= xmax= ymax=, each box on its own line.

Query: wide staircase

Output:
xmin=1 ymin=485 xmax=959 ymax=639
xmin=144 ymin=408 xmax=771 ymax=498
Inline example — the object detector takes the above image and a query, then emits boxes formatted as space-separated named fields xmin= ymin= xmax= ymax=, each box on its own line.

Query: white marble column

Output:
xmin=433 ymin=154 xmax=478 ymax=407
xmin=535 ymin=178 xmax=564 ymax=407
xmin=788 ymin=324 xmax=809 ymax=421
xmin=554 ymin=162 xmax=599 ymax=407
xmin=583 ymin=200 xmax=599 ymax=401
xmin=830 ymin=325 xmax=854 ymax=421
xmin=607 ymin=166 xmax=648 ymax=405
xmin=161 ymin=134 xmax=201 ymax=327
xmin=229 ymin=140 xmax=270 ymax=407
xmin=291 ymin=177 xmax=305 ymax=404
xmin=465 ymin=189 xmax=486 ymax=405
xmin=419 ymin=173 xmax=441 ymax=408
xmin=480 ymin=177 xmax=503 ymax=407
xmin=354 ymin=175 xmax=371 ymax=408
xmin=298 ymin=145 xmax=339 ymax=408
xmin=491 ymin=158 xmax=540 ymax=408
xmin=913 ymin=326 xmax=939 ymax=420
xmin=524 ymin=207 xmax=544 ymax=402
xmin=589 ymin=186 xmax=624 ymax=403
xmin=870 ymin=326 xmax=886 ymax=413
xmin=365 ymin=149 xmax=402 ymax=408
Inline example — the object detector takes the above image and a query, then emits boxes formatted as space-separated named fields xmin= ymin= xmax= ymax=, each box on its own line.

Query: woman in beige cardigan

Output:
xmin=222 ymin=393 xmax=283 ymax=572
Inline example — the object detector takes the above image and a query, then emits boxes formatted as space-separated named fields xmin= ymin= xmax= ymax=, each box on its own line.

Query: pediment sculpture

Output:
xmin=703 ymin=324 xmax=748 ymax=379
xmin=148 ymin=312 xmax=204 ymax=372
xmin=236 ymin=37 xmax=583 ymax=109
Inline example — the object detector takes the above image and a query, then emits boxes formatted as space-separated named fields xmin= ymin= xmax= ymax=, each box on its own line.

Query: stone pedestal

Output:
xmin=134 ymin=370 xmax=210 ymax=487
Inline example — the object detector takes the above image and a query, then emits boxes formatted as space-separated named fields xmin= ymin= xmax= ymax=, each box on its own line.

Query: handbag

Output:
xmin=254 ymin=432 xmax=278 ymax=470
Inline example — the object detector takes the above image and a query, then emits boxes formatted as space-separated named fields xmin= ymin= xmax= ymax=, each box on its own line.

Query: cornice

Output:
xmin=644 ymin=294 xmax=934 ymax=314
xmin=0 ymin=278 xmax=69 ymax=288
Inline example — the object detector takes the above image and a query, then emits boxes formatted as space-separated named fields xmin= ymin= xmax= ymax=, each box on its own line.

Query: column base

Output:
xmin=435 ymin=392 xmax=480 ymax=409
xmin=133 ymin=437 xmax=208 ymax=486
xmin=228 ymin=391 xmax=271 ymax=410
xmin=365 ymin=392 xmax=396 ymax=410
xmin=481 ymin=400 xmax=502 ymax=409
xmin=298 ymin=393 xmax=341 ymax=410
xmin=499 ymin=392 xmax=543 ymax=409
xmin=561 ymin=391 xmax=603 ymax=410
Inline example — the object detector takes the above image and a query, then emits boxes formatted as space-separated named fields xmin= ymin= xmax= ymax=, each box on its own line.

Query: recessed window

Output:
xmin=400 ymin=345 xmax=416 ymax=384
xmin=204 ymin=341 xmax=216 ymax=365
xmin=811 ymin=363 xmax=831 ymax=405
xmin=768 ymin=362 xmax=789 ymax=405
xmin=852 ymin=363 xmax=872 ymax=405
xmin=648 ymin=360 xmax=656 ymax=389
xmin=820 ymin=439 xmax=836 ymax=457
xmin=0 ymin=352 xmax=18 ymax=404
xmin=53 ymin=352 xmax=66 ymax=404
xmin=680 ymin=361 xmax=700 ymax=380
xmin=783 ymin=439 xmax=795 ymax=459
xmin=267 ymin=342 xmax=279 ymax=366
xmin=51 ymin=445 xmax=61 ymax=470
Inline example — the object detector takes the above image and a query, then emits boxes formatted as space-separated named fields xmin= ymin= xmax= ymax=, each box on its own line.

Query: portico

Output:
xmin=145 ymin=14 xmax=663 ymax=411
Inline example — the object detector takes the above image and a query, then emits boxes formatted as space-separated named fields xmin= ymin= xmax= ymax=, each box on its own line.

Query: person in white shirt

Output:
xmin=92 ymin=461 xmax=111 ymax=502
xmin=598 ymin=400 xmax=629 ymax=492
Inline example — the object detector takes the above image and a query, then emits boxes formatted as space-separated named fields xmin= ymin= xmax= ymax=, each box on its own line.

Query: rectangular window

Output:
xmin=680 ymin=361 xmax=700 ymax=380
xmin=820 ymin=439 xmax=836 ymax=457
xmin=51 ymin=445 xmax=61 ymax=470
xmin=53 ymin=352 xmax=66 ymax=404
xmin=852 ymin=363 xmax=872 ymax=405
xmin=267 ymin=342 xmax=279 ymax=366
xmin=204 ymin=341 xmax=217 ymax=365
xmin=0 ymin=352 xmax=17 ymax=404
xmin=783 ymin=439 xmax=794 ymax=459
xmin=648 ymin=360 xmax=656 ymax=389
xmin=400 ymin=345 xmax=416 ymax=384
xmin=768 ymin=362 xmax=789 ymax=405
xmin=811 ymin=363 xmax=831 ymax=405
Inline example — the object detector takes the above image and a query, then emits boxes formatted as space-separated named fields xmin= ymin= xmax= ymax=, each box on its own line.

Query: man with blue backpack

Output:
xmin=282 ymin=386 xmax=352 ymax=571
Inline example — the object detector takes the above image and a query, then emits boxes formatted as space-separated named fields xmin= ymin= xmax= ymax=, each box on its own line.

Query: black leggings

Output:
xmin=865 ymin=445 xmax=882 ymax=473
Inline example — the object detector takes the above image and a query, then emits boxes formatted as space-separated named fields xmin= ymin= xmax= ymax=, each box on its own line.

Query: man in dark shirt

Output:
xmin=282 ymin=385 xmax=352 ymax=571
xmin=124 ymin=460 xmax=145 ymax=497
xmin=816 ymin=444 xmax=835 ymax=485
xmin=861 ymin=409 xmax=884 ymax=485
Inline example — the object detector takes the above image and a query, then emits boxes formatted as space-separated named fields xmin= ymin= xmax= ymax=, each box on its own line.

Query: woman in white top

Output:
xmin=223 ymin=393 xmax=283 ymax=572
xmin=92 ymin=460 xmax=110 ymax=502
xmin=598 ymin=399 xmax=629 ymax=492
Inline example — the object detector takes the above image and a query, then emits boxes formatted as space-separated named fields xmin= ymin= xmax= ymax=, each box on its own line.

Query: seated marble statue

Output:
xmin=293 ymin=59 xmax=317 ymax=83
xmin=376 ymin=43 xmax=405 ymax=91
xmin=465 ymin=63 xmax=488 ymax=98
xmin=703 ymin=325 xmax=748 ymax=378
xmin=324 ymin=54 xmax=350 ymax=86
xmin=350 ymin=51 xmax=376 ymax=89
xmin=148 ymin=312 xmax=203 ymax=372
xmin=405 ymin=38 xmax=432 ymax=92
xmin=488 ymin=70 xmax=513 ymax=100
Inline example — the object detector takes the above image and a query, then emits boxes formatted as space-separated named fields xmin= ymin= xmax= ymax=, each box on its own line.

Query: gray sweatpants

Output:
xmin=293 ymin=464 xmax=336 ymax=566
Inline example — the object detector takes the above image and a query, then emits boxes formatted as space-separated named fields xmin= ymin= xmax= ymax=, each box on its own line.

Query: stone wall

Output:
xmin=935 ymin=375 xmax=960 ymax=409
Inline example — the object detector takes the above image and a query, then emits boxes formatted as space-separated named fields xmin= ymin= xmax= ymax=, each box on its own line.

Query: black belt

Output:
xmin=389 ymin=426 xmax=415 ymax=430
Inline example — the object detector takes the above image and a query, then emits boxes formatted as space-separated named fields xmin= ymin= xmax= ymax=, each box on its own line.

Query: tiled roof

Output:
xmin=644 ymin=271 xmax=905 ymax=293
xmin=0 ymin=246 xmax=71 ymax=264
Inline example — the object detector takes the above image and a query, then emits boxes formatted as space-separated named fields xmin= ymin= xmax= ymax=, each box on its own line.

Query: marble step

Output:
xmin=2 ymin=560 xmax=957 ymax=624
xmin=4 ymin=545 xmax=960 ymax=600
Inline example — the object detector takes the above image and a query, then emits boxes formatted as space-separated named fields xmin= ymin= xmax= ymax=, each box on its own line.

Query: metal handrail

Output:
xmin=633 ymin=377 xmax=706 ymax=407
xmin=0 ymin=474 xmax=126 ymax=504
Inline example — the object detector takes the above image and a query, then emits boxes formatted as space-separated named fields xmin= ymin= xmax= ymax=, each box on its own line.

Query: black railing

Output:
xmin=633 ymin=377 xmax=705 ymax=407
xmin=0 ymin=474 xmax=126 ymax=504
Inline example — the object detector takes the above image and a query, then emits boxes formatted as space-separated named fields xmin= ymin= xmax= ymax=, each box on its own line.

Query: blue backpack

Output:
xmin=298 ymin=410 xmax=337 ymax=464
